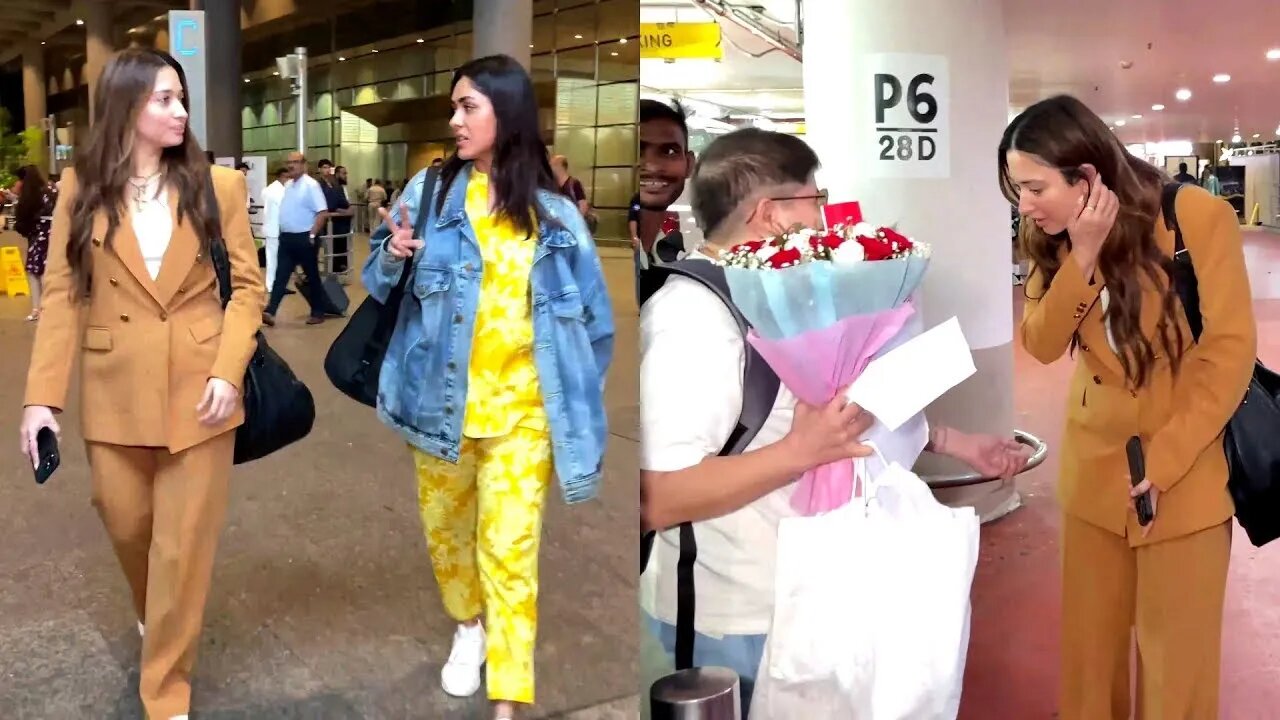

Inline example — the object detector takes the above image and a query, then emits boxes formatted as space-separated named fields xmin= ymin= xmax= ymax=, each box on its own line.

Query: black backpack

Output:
xmin=637 ymin=259 xmax=781 ymax=670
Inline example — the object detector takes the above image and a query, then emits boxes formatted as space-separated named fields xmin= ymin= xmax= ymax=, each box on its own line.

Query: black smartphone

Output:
xmin=1126 ymin=436 xmax=1153 ymax=526
xmin=33 ymin=426 xmax=60 ymax=485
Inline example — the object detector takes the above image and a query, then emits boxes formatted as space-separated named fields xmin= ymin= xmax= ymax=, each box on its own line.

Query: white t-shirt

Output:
xmin=638 ymin=253 xmax=931 ymax=637
xmin=262 ymin=179 xmax=287 ymax=239
xmin=132 ymin=185 xmax=172 ymax=280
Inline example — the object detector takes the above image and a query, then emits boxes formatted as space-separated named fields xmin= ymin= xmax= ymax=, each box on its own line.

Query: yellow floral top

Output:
xmin=462 ymin=170 xmax=546 ymax=438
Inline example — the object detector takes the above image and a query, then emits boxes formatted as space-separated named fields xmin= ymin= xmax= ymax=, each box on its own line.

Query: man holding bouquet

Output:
xmin=639 ymin=128 xmax=1028 ymax=716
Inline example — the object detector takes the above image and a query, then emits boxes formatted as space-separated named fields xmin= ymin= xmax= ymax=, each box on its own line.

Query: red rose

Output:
xmin=855 ymin=234 xmax=896 ymax=261
xmin=822 ymin=232 xmax=847 ymax=250
xmin=879 ymin=227 xmax=913 ymax=252
xmin=767 ymin=246 xmax=802 ymax=268
xmin=731 ymin=239 xmax=765 ymax=256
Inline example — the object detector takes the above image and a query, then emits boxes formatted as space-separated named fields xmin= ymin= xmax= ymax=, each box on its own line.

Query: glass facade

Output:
xmin=240 ymin=0 xmax=639 ymax=241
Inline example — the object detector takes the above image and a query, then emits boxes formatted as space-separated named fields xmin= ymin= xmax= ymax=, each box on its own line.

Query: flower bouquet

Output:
xmin=719 ymin=201 xmax=933 ymax=515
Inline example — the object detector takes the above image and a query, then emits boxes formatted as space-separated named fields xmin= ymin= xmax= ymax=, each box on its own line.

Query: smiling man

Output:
xmin=629 ymin=99 xmax=695 ymax=302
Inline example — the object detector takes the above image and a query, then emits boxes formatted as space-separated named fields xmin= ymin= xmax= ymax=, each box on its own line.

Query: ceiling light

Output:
xmin=416 ymin=38 xmax=424 ymax=43
xmin=243 ymin=78 xmax=249 ymax=83
xmin=1175 ymin=88 xmax=1192 ymax=101
xmin=610 ymin=52 xmax=618 ymax=56
xmin=371 ymin=49 xmax=379 ymax=53
xmin=1232 ymin=133 xmax=1242 ymax=143
xmin=1213 ymin=74 xmax=1231 ymax=83
xmin=574 ymin=34 xmax=583 ymax=39
xmin=75 ymin=19 xmax=84 ymax=25
xmin=1131 ymin=114 xmax=1143 ymax=119
xmin=1269 ymin=49 xmax=1280 ymax=60
xmin=1152 ymin=104 xmax=1165 ymax=111
xmin=1254 ymin=133 xmax=1261 ymax=138
xmin=272 ymin=71 xmax=279 ymax=76
xmin=619 ymin=38 xmax=628 ymax=44
xmin=529 ymin=44 xmax=534 ymax=48
xmin=1116 ymin=119 xmax=1126 ymax=126
xmin=40 ymin=41 xmax=45 ymax=45
xmin=338 ymin=56 xmax=346 ymax=61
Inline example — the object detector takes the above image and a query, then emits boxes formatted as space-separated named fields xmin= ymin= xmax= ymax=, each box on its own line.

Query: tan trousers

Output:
xmin=87 ymin=431 xmax=235 ymax=720
xmin=1059 ymin=514 xmax=1231 ymax=720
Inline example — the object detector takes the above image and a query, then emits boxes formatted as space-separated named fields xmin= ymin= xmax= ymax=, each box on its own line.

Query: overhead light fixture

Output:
xmin=1232 ymin=133 xmax=1242 ymax=143
xmin=75 ymin=18 xmax=84 ymax=25
xmin=1213 ymin=73 xmax=1231 ymax=83
xmin=1175 ymin=88 xmax=1192 ymax=101
xmin=1116 ymin=119 xmax=1127 ymax=126
xmin=574 ymin=34 xmax=583 ymax=39
xmin=620 ymin=38 xmax=628 ymax=44
xmin=1152 ymin=104 xmax=1165 ymax=111
xmin=416 ymin=38 xmax=424 ymax=43
xmin=529 ymin=44 xmax=534 ymax=48
xmin=243 ymin=78 xmax=249 ymax=83
xmin=272 ymin=71 xmax=280 ymax=76
xmin=371 ymin=49 xmax=379 ymax=53
xmin=610 ymin=51 xmax=619 ymax=56
xmin=1269 ymin=48 xmax=1280 ymax=60
xmin=1254 ymin=133 xmax=1261 ymax=138
xmin=1131 ymin=114 xmax=1143 ymax=119
xmin=40 ymin=41 xmax=45 ymax=45
xmin=338 ymin=56 xmax=346 ymax=61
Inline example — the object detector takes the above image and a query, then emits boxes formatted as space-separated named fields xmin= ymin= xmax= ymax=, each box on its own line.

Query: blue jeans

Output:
xmin=644 ymin=614 xmax=767 ymax=718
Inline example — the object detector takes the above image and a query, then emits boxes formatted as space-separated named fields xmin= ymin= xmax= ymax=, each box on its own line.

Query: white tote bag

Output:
xmin=751 ymin=448 xmax=981 ymax=720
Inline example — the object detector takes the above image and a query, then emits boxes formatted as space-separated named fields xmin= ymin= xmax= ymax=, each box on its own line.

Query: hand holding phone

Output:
xmin=33 ymin=427 xmax=60 ymax=485
xmin=1126 ymin=436 xmax=1154 ymax=526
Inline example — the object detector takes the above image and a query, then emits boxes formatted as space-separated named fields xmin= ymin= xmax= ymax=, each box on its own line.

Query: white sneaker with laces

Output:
xmin=440 ymin=623 xmax=486 ymax=697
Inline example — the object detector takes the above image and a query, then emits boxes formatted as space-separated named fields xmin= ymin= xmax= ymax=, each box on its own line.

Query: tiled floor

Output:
xmin=0 ymin=232 xmax=640 ymax=719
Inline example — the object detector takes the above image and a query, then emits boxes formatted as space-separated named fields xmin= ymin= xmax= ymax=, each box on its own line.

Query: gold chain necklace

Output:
xmin=127 ymin=171 xmax=161 ymax=213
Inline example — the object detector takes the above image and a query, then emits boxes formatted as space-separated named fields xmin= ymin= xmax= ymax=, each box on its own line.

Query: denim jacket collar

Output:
xmin=434 ymin=162 xmax=575 ymax=248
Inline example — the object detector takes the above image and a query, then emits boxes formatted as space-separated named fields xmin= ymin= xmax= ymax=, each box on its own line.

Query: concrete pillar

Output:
xmin=204 ymin=0 xmax=243 ymax=159
xmin=82 ymin=0 xmax=114 ymax=126
xmin=21 ymin=43 xmax=47 ymax=147
xmin=801 ymin=0 xmax=1020 ymax=522
xmin=473 ymin=0 xmax=532 ymax=70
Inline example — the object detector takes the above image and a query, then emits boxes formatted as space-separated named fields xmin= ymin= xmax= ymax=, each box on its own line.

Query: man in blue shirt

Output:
xmin=264 ymin=152 xmax=330 ymax=326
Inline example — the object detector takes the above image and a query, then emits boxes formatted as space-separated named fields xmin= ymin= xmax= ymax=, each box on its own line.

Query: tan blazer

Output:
xmin=1021 ymin=184 xmax=1256 ymax=546
xmin=25 ymin=165 xmax=265 ymax=453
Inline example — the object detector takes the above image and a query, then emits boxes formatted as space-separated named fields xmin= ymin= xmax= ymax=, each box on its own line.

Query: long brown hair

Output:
xmin=998 ymin=95 xmax=1185 ymax=388
xmin=68 ymin=48 xmax=217 ymax=297
xmin=14 ymin=164 xmax=48 ymax=235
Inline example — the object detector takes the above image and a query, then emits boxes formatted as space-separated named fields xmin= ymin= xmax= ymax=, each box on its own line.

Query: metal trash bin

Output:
xmin=650 ymin=666 xmax=741 ymax=720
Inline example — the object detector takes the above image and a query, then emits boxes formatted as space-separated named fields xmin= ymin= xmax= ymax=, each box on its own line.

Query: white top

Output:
xmin=1099 ymin=288 xmax=1119 ymax=353
xmin=131 ymin=182 xmax=172 ymax=281
xmin=638 ymin=252 xmax=930 ymax=637
xmin=262 ymin=179 xmax=288 ymax=238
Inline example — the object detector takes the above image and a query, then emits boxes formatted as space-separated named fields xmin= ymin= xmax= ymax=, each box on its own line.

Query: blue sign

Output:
xmin=168 ymin=11 xmax=207 ymax=148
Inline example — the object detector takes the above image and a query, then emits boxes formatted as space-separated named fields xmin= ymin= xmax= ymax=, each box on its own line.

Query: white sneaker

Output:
xmin=440 ymin=623 xmax=486 ymax=697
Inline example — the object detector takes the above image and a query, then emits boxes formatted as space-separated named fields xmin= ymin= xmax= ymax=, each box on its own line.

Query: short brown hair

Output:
xmin=691 ymin=128 xmax=819 ymax=237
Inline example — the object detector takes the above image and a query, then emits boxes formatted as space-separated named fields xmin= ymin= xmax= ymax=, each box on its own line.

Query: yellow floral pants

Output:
xmin=411 ymin=428 xmax=553 ymax=704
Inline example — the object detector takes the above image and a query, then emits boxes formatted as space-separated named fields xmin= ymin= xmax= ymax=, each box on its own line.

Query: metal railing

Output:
xmin=922 ymin=429 xmax=1048 ymax=489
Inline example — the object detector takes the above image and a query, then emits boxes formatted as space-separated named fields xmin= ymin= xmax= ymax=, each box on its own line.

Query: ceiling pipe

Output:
xmin=691 ymin=0 xmax=802 ymax=62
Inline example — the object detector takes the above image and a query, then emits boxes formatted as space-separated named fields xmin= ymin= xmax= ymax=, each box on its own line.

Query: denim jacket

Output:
xmin=364 ymin=164 xmax=614 ymax=503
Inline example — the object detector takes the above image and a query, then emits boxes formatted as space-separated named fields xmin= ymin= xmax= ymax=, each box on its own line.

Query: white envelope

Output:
xmin=844 ymin=316 xmax=976 ymax=431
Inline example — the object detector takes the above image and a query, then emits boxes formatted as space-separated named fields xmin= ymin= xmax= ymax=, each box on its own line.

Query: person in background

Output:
xmin=366 ymin=178 xmax=387 ymax=234
xmin=365 ymin=54 xmax=612 ymax=720
xmin=319 ymin=167 xmax=354 ymax=274
xmin=317 ymin=158 xmax=335 ymax=177
xmin=18 ymin=47 xmax=264 ymax=720
xmin=262 ymin=151 xmax=330 ymax=326
xmin=1172 ymin=161 xmax=1197 ymax=185
xmin=235 ymin=161 xmax=253 ymax=209
xmin=631 ymin=99 xmax=694 ymax=290
xmin=1203 ymin=166 xmax=1222 ymax=196
xmin=1002 ymin=95 xmax=1255 ymax=719
xmin=261 ymin=165 xmax=289 ymax=294
xmin=13 ymin=164 xmax=57 ymax=321
xmin=550 ymin=155 xmax=589 ymax=217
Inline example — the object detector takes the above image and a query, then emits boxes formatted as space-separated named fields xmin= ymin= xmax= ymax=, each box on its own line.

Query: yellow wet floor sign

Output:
xmin=1 ymin=246 xmax=30 ymax=296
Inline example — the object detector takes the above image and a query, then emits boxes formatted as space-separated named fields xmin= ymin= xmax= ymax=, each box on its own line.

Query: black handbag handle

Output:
xmin=205 ymin=171 xmax=233 ymax=310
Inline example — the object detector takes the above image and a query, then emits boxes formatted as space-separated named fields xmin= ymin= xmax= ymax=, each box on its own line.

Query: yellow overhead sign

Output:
xmin=640 ymin=22 xmax=723 ymax=60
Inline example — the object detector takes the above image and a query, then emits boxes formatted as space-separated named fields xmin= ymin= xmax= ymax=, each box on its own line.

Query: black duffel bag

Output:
xmin=1164 ymin=182 xmax=1280 ymax=547
xmin=324 ymin=171 xmax=438 ymax=407
xmin=207 ymin=177 xmax=315 ymax=464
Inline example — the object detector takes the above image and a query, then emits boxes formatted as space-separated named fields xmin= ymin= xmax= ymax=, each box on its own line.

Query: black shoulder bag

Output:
xmin=325 ymin=170 xmax=440 ymax=407
xmin=1163 ymin=182 xmax=1280 ymax=547
xmin=206 ymin=176 xmax=316 ymax=465
xmin=637 ymin=258 xmax=781 ymax=670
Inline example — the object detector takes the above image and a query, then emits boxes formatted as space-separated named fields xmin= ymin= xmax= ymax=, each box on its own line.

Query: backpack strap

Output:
xmin=638 ymin=257 xmax=782 ymax=670
xmin=1162 ymin=182 xmax=1204 ymax=342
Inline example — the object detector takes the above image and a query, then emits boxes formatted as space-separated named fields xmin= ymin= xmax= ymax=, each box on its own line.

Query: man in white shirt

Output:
xmin=261 ymin=166 xmax=289 ymax=293
xmin=639 ymin=129 xmax=1029 ymax=716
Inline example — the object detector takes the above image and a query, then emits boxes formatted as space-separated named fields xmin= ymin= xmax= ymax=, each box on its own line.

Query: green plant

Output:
xmin=0 ymin=108 xmax=36 ymax=187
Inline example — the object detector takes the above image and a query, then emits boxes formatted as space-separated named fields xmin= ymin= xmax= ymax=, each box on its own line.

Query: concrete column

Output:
xmin=204 ymin=0 xmax=243 ymax=159
xmin=801 ymin=0 xmax=1020 ymax=522
xmin=21 ymin=43 xmax=47 ymax=149
xmin=473 ymin=0 xmax=532 ymax=70
xmin=82 ymin=0 xmax=114 ymax=126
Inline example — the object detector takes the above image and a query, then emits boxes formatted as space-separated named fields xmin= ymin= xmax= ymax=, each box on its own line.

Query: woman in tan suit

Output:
xmin=999 ymin=95 xmax=1255 ymax=719
xmin=17 ymin=49 xmax=263 ymax=720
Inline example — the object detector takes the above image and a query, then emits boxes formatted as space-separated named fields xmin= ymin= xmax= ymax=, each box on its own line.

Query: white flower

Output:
xmin=831 ymin=240 xmax=865 ymax=266
xmin=756 ymin=244 xmax=779 ymax=263
xmin=851 ymin=222 xmax=877 ymax=239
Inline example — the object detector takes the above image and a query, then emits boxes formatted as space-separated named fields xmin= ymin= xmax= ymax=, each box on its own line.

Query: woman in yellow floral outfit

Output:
xmin=363 ymin=54 xmax=614 ymax=720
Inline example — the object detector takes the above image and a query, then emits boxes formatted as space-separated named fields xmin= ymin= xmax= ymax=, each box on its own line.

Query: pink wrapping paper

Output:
xmin=748 ymin=301 xmax=917 ymax=515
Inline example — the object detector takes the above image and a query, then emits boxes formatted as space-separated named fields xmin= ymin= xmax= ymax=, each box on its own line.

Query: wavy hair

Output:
xmin=67 ymin=48 xmax=217 ymax=297
xmin=999 ymin=95 xmax=1185 ymax=388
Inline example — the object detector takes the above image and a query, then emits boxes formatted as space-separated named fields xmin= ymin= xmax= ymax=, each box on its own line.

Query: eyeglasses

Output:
xmin=768 ymin=188 xmax=829 ymax=205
